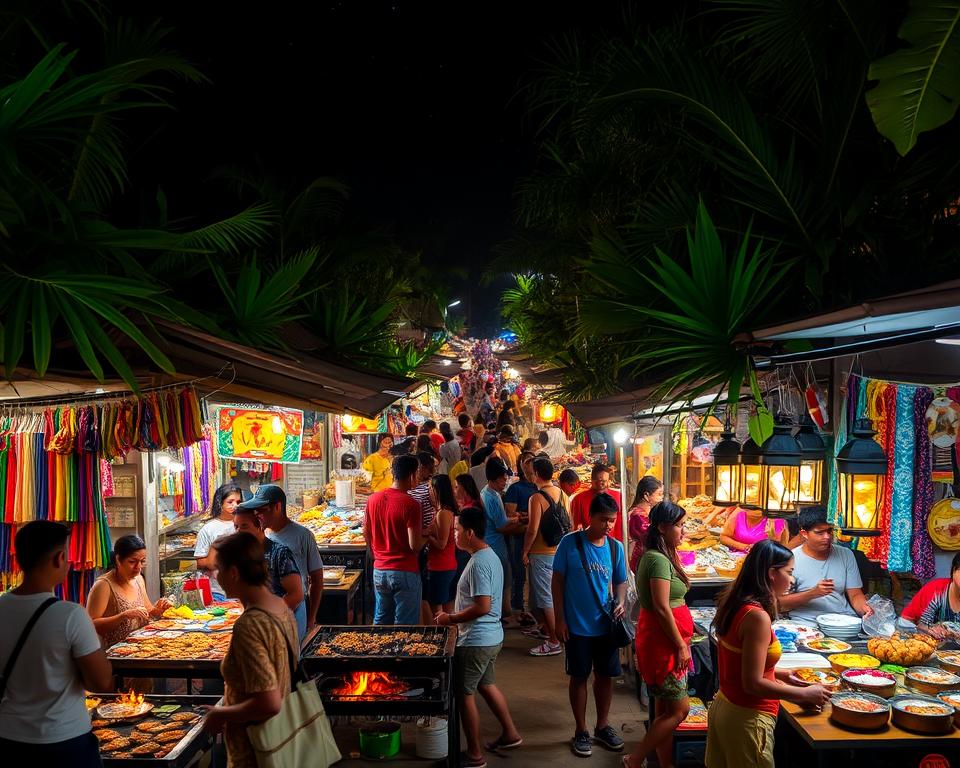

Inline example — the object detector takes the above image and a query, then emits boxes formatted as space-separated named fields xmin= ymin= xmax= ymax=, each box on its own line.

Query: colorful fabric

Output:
xmin=635 ymin=604 xmax=694 ymax=690
xmin=887 ymin=384 xmax=916 ymax=572
xmin=912 ymin=387 xmax=936 ymax=580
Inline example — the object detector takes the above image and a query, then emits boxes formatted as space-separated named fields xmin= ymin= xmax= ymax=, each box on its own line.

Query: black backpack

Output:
xmin=536 ymin=489 xmax=572 ymax=547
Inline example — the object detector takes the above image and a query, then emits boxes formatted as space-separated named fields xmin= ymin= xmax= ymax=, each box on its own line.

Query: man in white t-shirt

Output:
xmin=0 ymin=521 xmax=113 ymax=763
xmin=780 ymin=506 xmax=873 ymax=624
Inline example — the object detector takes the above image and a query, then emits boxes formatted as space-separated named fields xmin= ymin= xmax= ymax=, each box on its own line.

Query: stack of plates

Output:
xmin=817 ymin=613 xmax=862 ymax=639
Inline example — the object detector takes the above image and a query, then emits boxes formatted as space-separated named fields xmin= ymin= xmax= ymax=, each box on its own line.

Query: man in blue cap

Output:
xmin=238 ymin=484 xmax=324 ymax=640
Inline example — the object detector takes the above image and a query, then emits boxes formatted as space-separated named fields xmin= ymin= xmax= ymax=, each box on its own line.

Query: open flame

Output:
xmin=331 ymin=671 xmax=409 ymax=697
xmin=119 ymin=689 xmax=145 ymax=708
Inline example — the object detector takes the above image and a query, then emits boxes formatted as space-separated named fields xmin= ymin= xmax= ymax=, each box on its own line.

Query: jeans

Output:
xmin=507 ymin=534 xmax=526 ymax=611
xmin=0 ymin=731 xmax=103 ymax=766
xmin=294 ymin=600 xmax=307 ymax=641
xmin=373 ymin=568 xmax=422 ymax=625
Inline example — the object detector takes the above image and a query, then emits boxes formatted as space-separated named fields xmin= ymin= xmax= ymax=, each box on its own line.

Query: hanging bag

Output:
xmin=573 ymin=532 xmax=634 ymax=648
xmin=244 ymin=608 xmax=341 ymax=768
xmin=536 ymin=489 xmax=572 ymax=547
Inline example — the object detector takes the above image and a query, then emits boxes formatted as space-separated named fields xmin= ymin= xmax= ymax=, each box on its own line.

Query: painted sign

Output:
xmin=217 ymin=406 xmax=304 ymax=463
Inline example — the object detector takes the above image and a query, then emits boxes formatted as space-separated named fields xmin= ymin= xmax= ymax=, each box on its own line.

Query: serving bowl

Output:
xmin=936 ymin=691 xmax=960 ymax=727
xmin=890 ymin=694 xmax=955 ymax=734
xmin=828 ymin=653 xmax=881 ymax=674
xmin=905 ymin=666 xmax=960 ymax=696
xmin=935 ymin=650 xmax=960 ymax=676
xmin=840 ymin=668 xmax=897 ymax=698
xmin=828 ymin=691 xmax=890 ymax=731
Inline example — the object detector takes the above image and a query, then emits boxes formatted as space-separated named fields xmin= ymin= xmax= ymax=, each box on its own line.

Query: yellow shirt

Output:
xmin=449 ymin=460 xmax=469 ymax=483
xmin=362 ymin=452 xmax=393 ymax=492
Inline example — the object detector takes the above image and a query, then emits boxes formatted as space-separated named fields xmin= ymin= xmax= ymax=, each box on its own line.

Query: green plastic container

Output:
xmin=359 ymin=722 xmax=401 ymax=759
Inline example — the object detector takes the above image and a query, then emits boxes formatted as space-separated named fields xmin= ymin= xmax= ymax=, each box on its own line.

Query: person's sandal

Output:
xmin=461 ymin=752 xmax=487 ymax=768
xmin=484 ymin=734 xmax=523 ymax=751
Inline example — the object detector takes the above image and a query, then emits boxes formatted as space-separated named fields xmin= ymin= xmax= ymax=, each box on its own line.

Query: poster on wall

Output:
xmin=217 ymin=406 xmax=304 ymax=463
xmin=301 ymin=411 xmax=325 ymax=461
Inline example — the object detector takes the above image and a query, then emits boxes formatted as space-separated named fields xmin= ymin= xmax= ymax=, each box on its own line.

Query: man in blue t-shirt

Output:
xmin=504 ymin=453 xmax=538 ymax=621
xmin=480 ymin=458 xmax=525 ymax=623
xmin=435 ymin=507 xmax=521 ymax=767
xmin=552 ymin=493 xmax=627 ymax=758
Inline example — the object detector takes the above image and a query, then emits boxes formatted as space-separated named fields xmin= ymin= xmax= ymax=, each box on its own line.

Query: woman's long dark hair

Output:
xmin=629 ymin=476 xmax=663 ymax=510
xmin=210 ymin=482 xmax=243 ymax=520
xmin=416 ymin=434 xmax=437 ymax=457
xmin=431 ymin=474 xmax=460 ymax=514
xmin=714 ymin=539 xmax=794 ymax=637
xmin=644 ymin=501 xmax=690 ymax=587
xmin=455 ymin=473 xmax=484 ymax=512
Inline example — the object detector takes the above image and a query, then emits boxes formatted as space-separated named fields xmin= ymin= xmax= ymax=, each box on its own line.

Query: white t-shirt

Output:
xmin=0 ymin=592 xmax=101 ymax=743
xmin=194 ymin=518 xmax=236 ymax=596
xmin=788 ymin=544 xmax=863 ymax=624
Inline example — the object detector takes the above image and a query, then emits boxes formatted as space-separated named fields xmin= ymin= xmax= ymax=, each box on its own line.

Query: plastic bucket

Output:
xmin=416 ymin=717 xmax=448 ymax=759
xmin=359 ymin=721 xmax=401 ymax=759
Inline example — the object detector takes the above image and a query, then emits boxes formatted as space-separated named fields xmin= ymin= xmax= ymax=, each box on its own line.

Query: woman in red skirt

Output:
xmin=624 ymin=501 xmax=693 ymax=768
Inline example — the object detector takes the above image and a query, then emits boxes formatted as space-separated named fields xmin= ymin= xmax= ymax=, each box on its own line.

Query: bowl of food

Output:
xmin=867 ymin=633 xmax=939 ymax=667
xmin=828 ymin=692 xmax=891 ymax=731
xmin=905 ymin=666 xmax=960 ymax=696
xmin=840 ymin=668 xmax=898 ymax=698
xmin=935 ymin=650 xmax=960 ymax=676
xmin=890 ymin=695 xmax=955 ymax=734
xmin=804 ymin=638 xmax=853 ymax=655
xmin=790 ymin=667 xmax=841 ymax=692
xmin=936 ymin=691 xmax=960 ymax=727
xmin=828 ymin=653 xmax=881 ymax=675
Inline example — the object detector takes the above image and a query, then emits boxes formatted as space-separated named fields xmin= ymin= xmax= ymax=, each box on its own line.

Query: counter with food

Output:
xmin=289 ymin=501 xmax=366 ymax=548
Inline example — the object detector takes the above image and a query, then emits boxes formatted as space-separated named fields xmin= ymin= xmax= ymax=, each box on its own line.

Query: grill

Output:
xmin=302 ymin=625 xmax=458 ymax=765
xmin=95 ymin=693 xmax=218 ymax=768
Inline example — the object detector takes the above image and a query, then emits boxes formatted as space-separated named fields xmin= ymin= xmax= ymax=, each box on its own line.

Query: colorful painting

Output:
xmin=217 ymin=407 xmax=304 ymax=463
xmin=301 ymin=411 xmax=325 ymax=461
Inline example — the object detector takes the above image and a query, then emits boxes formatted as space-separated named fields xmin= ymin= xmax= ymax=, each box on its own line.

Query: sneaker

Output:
xmin=529 ymin=640 xmax=562 ymax=656
xmin=571 ymin=730 xmax=593 ymax=757
xmin=593 ymin=724 xmax=624 ymax=751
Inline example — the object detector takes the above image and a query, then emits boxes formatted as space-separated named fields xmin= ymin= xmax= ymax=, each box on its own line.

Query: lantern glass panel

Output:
xmin=741 ymin=462 xmax=764 ymax=509
xmin=839 ymin=472 xmax=884 ymax=533
xmin=766 ymin=465 xmax=800 ymax=512
xmin=714 ymin=462 xmax=741 ymax=505
xmin=797 ymin=459 xmax=824 ymax=504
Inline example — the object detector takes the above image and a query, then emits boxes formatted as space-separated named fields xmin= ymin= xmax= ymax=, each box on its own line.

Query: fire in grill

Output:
xmin=330 ymin=671 xmax=409 ymax=697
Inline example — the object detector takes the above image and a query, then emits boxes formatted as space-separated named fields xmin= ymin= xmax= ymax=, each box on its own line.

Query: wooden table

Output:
xmin=317 ymin=569 xmax=363 ymax=625
xmin=778 ymin=700 xmax=960 ymax=768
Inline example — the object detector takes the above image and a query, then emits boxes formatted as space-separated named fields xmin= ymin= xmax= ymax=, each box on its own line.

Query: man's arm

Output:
xmin=280 ymin=572 xmax=305 ymax=611
xmin=552 ymin=571 xmax=568 ymax=641
xmin=307 ymin=568 xmax=323 ymax=628
xmin=847 ymin=587 xmax=871 ymax=616
xmin=76 ymin=648 xmax=115 ymax=692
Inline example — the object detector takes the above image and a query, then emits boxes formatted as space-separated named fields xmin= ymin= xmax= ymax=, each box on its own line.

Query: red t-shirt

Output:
xmin=429 ymin=432 xmax=445 ymax=455
xmin=570 ymin=488 xmax=623 ymax=541
xmin=427 ymin=511 xmax=458 ymax=571
xmin=902 ymin=578 xmax=951 ymax=623
xmin=366 ymin=488 xmax=422 ymax=572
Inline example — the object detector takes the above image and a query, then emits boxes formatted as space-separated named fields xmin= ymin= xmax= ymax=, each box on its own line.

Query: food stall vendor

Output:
xmin=916 ymin=553 xmax=960 ymax=638
xmin=778 ymin=507 xmax=872 ymax=624
xmin=362 ymin=433 xmax=395 ymax=492
xmin=719 ymin=505 xmax=789 ymax=552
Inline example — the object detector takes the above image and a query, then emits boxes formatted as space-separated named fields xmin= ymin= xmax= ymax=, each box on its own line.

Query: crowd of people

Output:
xmin=4 ymin=398 xmax=954 ymax=768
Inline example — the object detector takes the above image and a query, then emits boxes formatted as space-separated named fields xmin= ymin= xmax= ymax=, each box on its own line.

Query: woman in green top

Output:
xmin=624 ymin=502 xmax=694 ymax=768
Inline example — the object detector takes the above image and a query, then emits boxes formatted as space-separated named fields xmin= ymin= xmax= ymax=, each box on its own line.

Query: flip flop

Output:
xmin=484 ymin=735 xmax=523 ymax=751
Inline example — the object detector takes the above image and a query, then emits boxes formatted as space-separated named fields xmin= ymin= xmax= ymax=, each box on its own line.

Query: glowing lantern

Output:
xmin=836 ymin=418 xmax=886 ymax=537
xmin=712 ymin=429 xmax=741 ymax=507
xmin=794 ymin=416 xmax=826 ymax=506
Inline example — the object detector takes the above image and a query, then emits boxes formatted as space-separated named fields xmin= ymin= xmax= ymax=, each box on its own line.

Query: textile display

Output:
xmin=912 ymin=388 xmax=936 ymax=579
xmin=158 ymin=429 xmax=218 ymax=517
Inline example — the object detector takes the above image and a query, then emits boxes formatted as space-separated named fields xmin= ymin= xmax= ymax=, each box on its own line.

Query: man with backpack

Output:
xmin=522 ymin=456 xmax=571 ymax=657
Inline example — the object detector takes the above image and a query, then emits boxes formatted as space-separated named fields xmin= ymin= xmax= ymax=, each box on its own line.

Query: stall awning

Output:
xmin=564 ymin=386 xmax=658 ymax=428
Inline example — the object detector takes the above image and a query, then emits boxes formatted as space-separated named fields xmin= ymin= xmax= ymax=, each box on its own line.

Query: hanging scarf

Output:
xmin=912 ymin=387 xmax=936 ymax=580
xmin=887 ymin=384 xmax=917 ymax=572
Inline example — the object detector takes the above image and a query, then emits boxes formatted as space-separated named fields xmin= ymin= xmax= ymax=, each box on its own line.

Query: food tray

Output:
xmin=301 ymin=625 xmax=458 ymax=675
xmin=829 ymin=691 xmax=891 ymax=731
xmin=95 ymin=694 xmax=217 ymax=767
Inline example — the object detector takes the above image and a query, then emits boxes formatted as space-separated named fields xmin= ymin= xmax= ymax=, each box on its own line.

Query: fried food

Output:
xmin=156 ymin=728 xmax=187 ymax=744
xmin=91 ymin=719 xmax=111 ymax=728
xmin=170 ymin=711 xmax=200 ymax=723
xmin=135 ymin=720 xmax=171 ymax=733
xmin=93 ymin=728 xmax=121 ymax=741
xmin=131 ymin=741 xmax=161 ymax=755
xmin=101 ymin=737 xmax=132 ymax=751
xmin=868 ymin=633 xmax=939 ymax=666
xmin=130 ymin=730 xmax=153 ymax=743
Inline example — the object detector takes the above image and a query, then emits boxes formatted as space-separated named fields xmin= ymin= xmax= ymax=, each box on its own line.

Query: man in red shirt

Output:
xmin=569 ymin=463 xmax=623 ymax=541
xmin=902 ymin=577 xmax=951 ymax=624
xmin=364 ymin=454 xmax=426 ymax=625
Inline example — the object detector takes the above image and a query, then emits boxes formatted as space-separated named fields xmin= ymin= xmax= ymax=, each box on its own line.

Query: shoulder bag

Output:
xmin=0 ymin=597 xmax=58 ymax=701
xmin=573 ymin=533 xmax=634 ymax=648
xmin=244 ymin=608 xmax=341 ymax=768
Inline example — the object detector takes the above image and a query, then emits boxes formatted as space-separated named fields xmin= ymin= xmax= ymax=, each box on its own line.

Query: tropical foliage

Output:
xmin=501 ymin=0 xmax=960 ymax=405
xmin=0 ymin=17 xmax=448 ymax=389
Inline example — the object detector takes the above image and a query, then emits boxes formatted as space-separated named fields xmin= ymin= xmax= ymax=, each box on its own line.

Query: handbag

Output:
xmin=244 ymin=609 xmax=341 ymax=768
xmin=573 ymin=533 xmax=635 ymax=648
xmin=0 ymin=597 xmax=58 ymax=701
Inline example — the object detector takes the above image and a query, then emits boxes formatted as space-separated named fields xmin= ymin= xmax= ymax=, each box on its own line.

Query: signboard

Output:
xmin=217 ymin=406 xmax=304 ymax=463
xmin=284 ymin=462 xmax=327 ymax=506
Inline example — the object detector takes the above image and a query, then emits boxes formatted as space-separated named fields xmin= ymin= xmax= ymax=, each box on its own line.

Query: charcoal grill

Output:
xmin=96 ymin=693 xmax=218 ymax=768
xmin=302 ymin=625 xmax=458 ymax=765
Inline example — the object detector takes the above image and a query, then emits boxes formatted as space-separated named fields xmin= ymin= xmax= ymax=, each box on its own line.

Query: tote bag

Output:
xmin=245 ymin=609 xmax=341 ymax=768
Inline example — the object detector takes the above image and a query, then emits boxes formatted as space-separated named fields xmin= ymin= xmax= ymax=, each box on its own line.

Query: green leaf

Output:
xmin=30 ymin=285 xmax=52 ymax=377
xmin=4 ymin=288 xmax=29 ymax=378
xmin=866 ymin=0 xmax=960 ymax=155
xmin=749 ymin=406 xmax=774 ymax=445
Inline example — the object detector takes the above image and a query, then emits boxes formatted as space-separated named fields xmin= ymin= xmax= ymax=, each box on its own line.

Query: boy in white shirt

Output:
xmin=0 ymin=521 xmax=113 ymax=763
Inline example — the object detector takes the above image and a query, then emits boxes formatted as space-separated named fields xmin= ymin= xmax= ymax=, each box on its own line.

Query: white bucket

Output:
xmin=415 ymin=717 xmax=448 ymax=759
xmin=335 ymin=479 xmax=355 ymax=508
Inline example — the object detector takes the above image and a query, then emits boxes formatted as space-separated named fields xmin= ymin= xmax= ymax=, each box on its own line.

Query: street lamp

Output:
xmin=836 ymin=418 xmax=887 ymax=537
xmin=614 ymin=427 xmax=629 ymax=544
xmin=447 ymin=299 xmax=462 ymax=308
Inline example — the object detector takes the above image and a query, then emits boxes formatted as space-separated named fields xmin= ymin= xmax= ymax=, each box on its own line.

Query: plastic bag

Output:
xmin=862 ymin=594 xmax=897 ymax=638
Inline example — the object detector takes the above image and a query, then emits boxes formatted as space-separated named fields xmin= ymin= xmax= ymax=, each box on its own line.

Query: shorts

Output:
xmin=705 ymin=692 xmax=776 ymax=768
xmin=564 ymin=633 xmax=622 ymax=679
xmin=648 ymin=670 xmax=689 ymax=701
xmin=528 ymin=553 xmax=554 ymax=609
xmin=454 ymin=643 xmax=503 ymax=695
xmin=0 ymin=731 xmax=103 ymax=766
xmin=426 ymin=569 xmax=457 ymax=606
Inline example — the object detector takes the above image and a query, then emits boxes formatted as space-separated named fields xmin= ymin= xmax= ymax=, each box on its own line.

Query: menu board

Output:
xmin=285 ymin=462 xmax=327 ymax=506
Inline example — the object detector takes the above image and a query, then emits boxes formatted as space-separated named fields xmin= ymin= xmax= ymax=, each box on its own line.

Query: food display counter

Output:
xmin=106 ymin=602 xmax=241 ymax=681
xmin=90 ymin=692 xmax=218 ymax=767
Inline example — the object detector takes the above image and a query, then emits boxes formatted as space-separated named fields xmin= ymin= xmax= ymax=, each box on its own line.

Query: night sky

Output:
xmin=24 ymin=2 xmax=632 ymax=335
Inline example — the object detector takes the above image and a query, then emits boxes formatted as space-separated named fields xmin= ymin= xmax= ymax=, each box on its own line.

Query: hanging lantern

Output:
xmin=760 ymin=421 xmax=802 ymax=519
xmin=739 ymin=437 xmax=764 ymax=510
xmin=836 ymin=418 xmax=887 ymax=537
xmin=795 ymin=416 xmax=826 ymax=506
xmin=712 ymin=428 xmax=742 ymax=507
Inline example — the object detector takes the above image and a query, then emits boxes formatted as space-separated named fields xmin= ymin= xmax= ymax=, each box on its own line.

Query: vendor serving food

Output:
xmin=778 ymin=507 xmax=872 ymax=625
xmin=917 ymin=552 xmax=960 ymax=639
xmin=719 ymin=505 xmax=788 ymax=553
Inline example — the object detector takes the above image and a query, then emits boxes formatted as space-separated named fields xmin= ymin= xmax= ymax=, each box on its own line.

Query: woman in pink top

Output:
xmin=628 ymin=476 xmax=664 ymax=573
xmin=720 ymin=507 xmax=788 ymax=553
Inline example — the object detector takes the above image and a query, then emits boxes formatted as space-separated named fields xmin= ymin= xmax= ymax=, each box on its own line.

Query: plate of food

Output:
xmin=868 ymin=633 xmax=939 ymax=666
xmin=905 ymin=666 xmax=960 ymax=696
xmin=85 ymin=695 xmax=102 ymax=711
xmin=841 ymin=668 xmax=898 ymax=698
xmin=97 ymin=691 xmax=154 ymax=720
xmin=891 ymin=694 xmax=956 ymax=734
xmin=828 ymin=653 xmax=881 ymax=674
xmin=829 ymin=691 xmax=891 ymax=730
xmin=804 ymin=638 xmax=852 ymax=654
xmin=789 ymin=667 xmax=840 ymax=691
